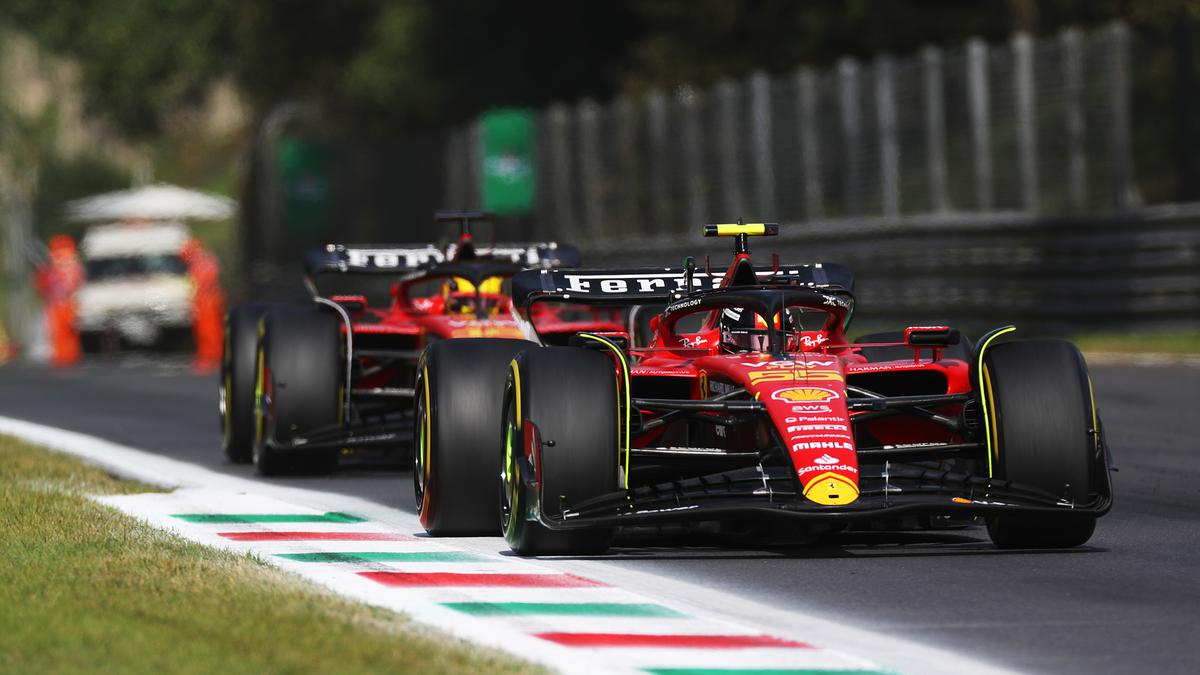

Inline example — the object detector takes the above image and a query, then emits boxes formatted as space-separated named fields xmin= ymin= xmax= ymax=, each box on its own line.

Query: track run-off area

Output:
xmin=1 ymin=357 xmax=1197 ymax=674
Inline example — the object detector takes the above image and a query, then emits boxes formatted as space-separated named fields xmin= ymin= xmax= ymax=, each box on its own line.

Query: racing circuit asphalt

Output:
xmin=2 ymin=355 xmax=1197 ymax=674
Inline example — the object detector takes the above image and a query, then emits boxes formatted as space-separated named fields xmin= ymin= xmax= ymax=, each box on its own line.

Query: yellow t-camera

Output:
xmin=703 ymin=223 xmax=779 ymax=237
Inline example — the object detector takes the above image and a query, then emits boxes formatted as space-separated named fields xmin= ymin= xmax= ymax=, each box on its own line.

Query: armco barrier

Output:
xmin=575 ymin=203 xmax=1200 ymax=335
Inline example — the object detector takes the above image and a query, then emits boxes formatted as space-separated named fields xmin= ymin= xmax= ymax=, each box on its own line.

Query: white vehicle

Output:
xmin=76 ymin=222 xmax=194 ymax=350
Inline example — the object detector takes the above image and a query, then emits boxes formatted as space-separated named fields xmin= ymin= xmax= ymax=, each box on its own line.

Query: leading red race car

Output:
xmin=416 ymin=222 xmax=1113 ymax=555
xmin=220 ymin=211 xmax=623 ymax=474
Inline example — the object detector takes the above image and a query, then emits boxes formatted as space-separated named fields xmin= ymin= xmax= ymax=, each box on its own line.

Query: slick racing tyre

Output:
xmin=502 ymin=347 xmax=618 ymax=556
xmin=855 ymin=330 xmax=972 ymax=362
xmin=415 ymin=338 xmax=531 ymax=535
xmin=252 ymin=306 xmax=343 ymax=475
xmin=221 ymin=303 xmax=270 ymax=463
xmin=981 ymin=339 xmax=1101 ymax=548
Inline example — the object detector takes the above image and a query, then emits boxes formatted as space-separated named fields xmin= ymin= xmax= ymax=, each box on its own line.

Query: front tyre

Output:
xmin=982 ymin=339 xmax=1102 ymax=548
xmin=252 ymin=306 xmax=343 ymax=475
xmin=221 ymin=303 xmax=270 ymax=463
xmin=415 ymin=338 xmax=532 ymax=535
xmin=502 ymin=347 xmax=618 ymax=556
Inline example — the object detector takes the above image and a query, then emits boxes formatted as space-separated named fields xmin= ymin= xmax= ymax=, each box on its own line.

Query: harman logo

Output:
xmin=772 ymin=387 xmax=839 ymax=403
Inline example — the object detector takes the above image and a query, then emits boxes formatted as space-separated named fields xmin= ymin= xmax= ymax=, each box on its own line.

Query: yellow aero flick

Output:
xmin=802 ymin=471 xmax=860 ymax=505
xmin=703 ymin=222 xmax=779 ymax=237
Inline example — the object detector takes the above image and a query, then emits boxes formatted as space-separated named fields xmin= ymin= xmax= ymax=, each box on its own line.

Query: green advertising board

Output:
xmin=277 ymin=137 xmax=331 ymax=233
xmin=480 ymin=109 xmax=536 ymax=215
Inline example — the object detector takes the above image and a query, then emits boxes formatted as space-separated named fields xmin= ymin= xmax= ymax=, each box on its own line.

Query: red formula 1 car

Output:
xmin=417 ymin=222 xmax=1113 ymax=554
xmin=220 ymin=211 xmax=623 ymax=475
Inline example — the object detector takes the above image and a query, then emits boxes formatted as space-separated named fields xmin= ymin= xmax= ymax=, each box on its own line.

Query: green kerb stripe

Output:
xmin=276 ymin=552 xmax=487 ymax=563
xmin=442 ymin=602 xmax=684 ymax=617
xmin=171 ymin=512 xmax=367 ymax=524
xmin=645 ymin=670 xmax=893 ymax=675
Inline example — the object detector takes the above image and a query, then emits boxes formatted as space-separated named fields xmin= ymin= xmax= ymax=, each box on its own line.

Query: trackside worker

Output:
xmin=34 ymin=235 xmax=83 ymax=367
xmin=180 ymin=238 xmax=225 ymax=372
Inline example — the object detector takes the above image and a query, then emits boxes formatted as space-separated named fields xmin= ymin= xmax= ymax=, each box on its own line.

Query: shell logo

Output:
xmin=772 ymin=387 xmax=839 ymax=403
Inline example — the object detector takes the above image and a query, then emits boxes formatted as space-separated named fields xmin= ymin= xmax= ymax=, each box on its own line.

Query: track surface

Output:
xmin=2 ymin=355 xmax=1198 ymax=674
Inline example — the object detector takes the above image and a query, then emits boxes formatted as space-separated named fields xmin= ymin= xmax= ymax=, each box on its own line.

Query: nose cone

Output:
xmin=801 ymin=471 xmax=860 ymax=505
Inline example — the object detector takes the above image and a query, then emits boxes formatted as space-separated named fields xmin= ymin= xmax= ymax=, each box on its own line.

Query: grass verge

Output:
xmin=1071 ymin=331 xmax=1200 ymax=356
xmin=0 ymin=435 xmax=541 ymax=675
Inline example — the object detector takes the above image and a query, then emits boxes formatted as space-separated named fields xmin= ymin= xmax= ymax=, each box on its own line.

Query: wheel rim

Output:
xmin=500 ymin=387 xmax=521 ymax=536
xmin=252 ymin=345 xmax=267 ymax=465
xmin=413 ymin=378 xmax=429 ymax=511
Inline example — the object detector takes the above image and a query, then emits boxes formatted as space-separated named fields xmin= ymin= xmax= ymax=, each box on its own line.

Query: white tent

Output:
xmin=64 ymin=183 xmax=236 ymax=222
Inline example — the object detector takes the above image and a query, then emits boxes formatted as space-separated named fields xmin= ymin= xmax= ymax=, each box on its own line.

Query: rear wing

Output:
xmin=304 ymin=242 xmax=582 ymax=278
xmin=512 ymin=263 xmax=855 ymax=308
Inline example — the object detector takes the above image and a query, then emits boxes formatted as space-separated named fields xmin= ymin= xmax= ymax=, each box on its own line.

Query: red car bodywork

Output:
xmin=508 ymin=227 xmax=1112 ymax=528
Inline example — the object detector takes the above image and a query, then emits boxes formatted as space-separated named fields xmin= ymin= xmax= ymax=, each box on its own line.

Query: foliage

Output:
xmin=2 ymin=0 xmax=1197 ymax=138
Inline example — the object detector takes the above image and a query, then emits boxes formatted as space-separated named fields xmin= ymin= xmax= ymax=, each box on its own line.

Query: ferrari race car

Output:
xmin=416 ymin=222 xmax=1113 ymax=555
xmin=220 ymin=211 xmax=623 ymax=474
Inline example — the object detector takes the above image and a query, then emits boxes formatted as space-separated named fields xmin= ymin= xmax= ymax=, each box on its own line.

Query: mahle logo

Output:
xmin=772 ymin=387 xmax=838 ymax=403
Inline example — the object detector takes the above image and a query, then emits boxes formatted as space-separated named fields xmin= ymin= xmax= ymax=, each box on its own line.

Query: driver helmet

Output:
xmin=441 ymin=276 xmax=505 ymax=315
xmin=719 ymin=307 xmax=773 ymax=352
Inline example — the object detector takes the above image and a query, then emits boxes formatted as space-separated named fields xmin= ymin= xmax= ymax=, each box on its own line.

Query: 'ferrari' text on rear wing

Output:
xmin=512 ymin=263 xmax=854 ymax=308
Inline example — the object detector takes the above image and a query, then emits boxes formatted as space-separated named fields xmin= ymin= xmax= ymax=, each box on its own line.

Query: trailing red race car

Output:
xmin=417 ymin=222 xmax=1113 ymax=554
xmin=220 ymin=211 xmax=623 ymax=475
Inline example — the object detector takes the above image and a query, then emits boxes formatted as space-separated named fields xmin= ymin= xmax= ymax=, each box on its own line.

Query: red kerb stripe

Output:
xmin=534 ymin=633 xmax=811 ymax=649
xmin=359 ymin=572 xmax=605 ymax=588
xmin=218 ymin=531 xmax=415 ymax=541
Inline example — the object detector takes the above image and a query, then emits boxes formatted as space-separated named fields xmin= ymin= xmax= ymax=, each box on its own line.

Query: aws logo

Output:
xmin=772 ymin=387 xmax=839 ymax=403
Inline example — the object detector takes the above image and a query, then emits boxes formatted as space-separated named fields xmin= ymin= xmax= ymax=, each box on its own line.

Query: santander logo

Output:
xmin=814 ymin=453 xmax=840 ymax=465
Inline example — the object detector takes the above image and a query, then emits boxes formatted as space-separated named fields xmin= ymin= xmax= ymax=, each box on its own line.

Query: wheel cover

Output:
xmin=219 ymin=373 xmax=231 ymax=445
xmin=413 ymin=379 xmax=430 ymax=511
xmin=500 ymin=389 xmax=522 ymax=539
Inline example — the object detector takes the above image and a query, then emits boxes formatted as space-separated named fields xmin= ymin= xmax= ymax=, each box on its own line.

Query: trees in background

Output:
xmin=7 ymin=0 xmax=1192 ymax=136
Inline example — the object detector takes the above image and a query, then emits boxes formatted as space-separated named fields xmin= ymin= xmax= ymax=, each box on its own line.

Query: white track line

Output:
xmin=0 ymin=414 xmax=1020 ymax=675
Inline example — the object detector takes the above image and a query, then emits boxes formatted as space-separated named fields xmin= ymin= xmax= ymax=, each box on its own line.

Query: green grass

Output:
xmin=1072 ymin=331 xmax=1200 ymax=356
xmin=0 ymin=436 xmax=542 ymax=675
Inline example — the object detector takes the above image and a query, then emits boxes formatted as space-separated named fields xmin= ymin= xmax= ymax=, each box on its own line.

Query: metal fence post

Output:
xmin=442 ymin=127 xmax=466 ymax=209
xmin=749 ymin=71 xmax=776 ymax=218
xmin=838 ymin=57 xmax=862 ymax=215
xmin=613 ymin=96 xmax=639 ymax=234
xmin=1109 ymin=20 xmax=1135 ymax=209
xmin=1061 ymin=27 xmax=1088 ymax=213
xmin=967 ymin=38 xmax=994 ymax=211
xmin=716 ymin=79 xmax=744 ymax=218
xmin=467 ymin=119 xmax=482 ymax=210
xmin=577 ymin=99 xmax=605 ymax=238
xmin=679 ymin=87 xmax=706 ymax=229
xmin=922 ymin=45 xmax=950 ymax=213
xmin=1013 ymin=32 xmax=1039 ymax=212
xmin=876 ymin=55 xmax=901 ymax=218
xmin=796 ymin=66 xmax=824 ymax=219
xmin=546 ymin=103 xmax=574 ymax=239
xmin=645 ymin=90 xmax=673 ymax=233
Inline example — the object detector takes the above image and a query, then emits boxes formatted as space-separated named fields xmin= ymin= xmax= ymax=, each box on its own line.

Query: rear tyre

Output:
xmin=415 ymin=338 xmax=532 ymax=535
xmin=982 ymin=339 xmax=1100 ymax=548
xmin=252 ymin=306 xmax=343 ymax=475
xmin=221 ymin=303 xmax=270 ymax=463
xmin=855 ymin=330 xmax=972 ymax=362
xmin=502 ymin=347 xmax=617 ymax=556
